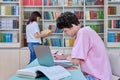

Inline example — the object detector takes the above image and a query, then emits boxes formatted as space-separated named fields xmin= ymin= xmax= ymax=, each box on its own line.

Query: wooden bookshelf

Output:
xmin=105 ymin=0 xmax=120 ymax=47
xmin=0 ymin=0 xmax=22 ymax=48
xmin=21 ymin=0 xmax=106 ymax=48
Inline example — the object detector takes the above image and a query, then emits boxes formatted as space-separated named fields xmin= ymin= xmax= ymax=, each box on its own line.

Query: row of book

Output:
xmin=109 ymin=0 xmax=120 ymax=1
xmin=22 ymin=0 xmax=104 ymax=6
xmin=86 ymin=10 xmax=104 ymax=20
xmin=85 ymin=0 xmax=104 ymax=5
xmin=108 ymin=7 xmax=116 ymax=15
xmin=108 ymin=33 xmax=120 ymax=42
xmin=0 ymin=33 xmax=18 ymax=42
xmin=64 ymin=38 xmax=75 ymax=47
xmin=44 ymin=0 xmax=83 ymax=6
xmin=44 ymin=11 xmax=61 ymax=20
xmin=0 ymin=6 xmax=19 ymax=15
xmin=89 ymin=24 xmax=104 ymax=33
xmin=49 ymin=25 xmax=63 ymax=33
xmin=0 ymin=18 xmax=19 ymax=29
xmin=44 ymin=10 xmax=104 ymax=20
xmin=22 ymin=0 xmax=42 ymax=6
xmin=75 ymin=11 xmax=84 ymax=19
xmin=0 ymin=0 xmax=19 ymax=1
xmin=108 ymin=20 xmax=120 ymax=28
xmin=44 ymin=38 xmax=62 ymax=47
xmin=24 ymin=11 xmax=82 ymax=20
xmin=22 ymin=0 xmax=82 ymax=6
xmin=44 ymin=38 xmax=75 ymax=47
xmin=24 ymin=10 xmax=104 ymax=20
xmin=24 ymin=11 xmax=42 ymax=19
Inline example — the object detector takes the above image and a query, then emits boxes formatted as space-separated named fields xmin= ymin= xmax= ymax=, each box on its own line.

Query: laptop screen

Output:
xmin=34 ymin=45 xmax=55 ymax=67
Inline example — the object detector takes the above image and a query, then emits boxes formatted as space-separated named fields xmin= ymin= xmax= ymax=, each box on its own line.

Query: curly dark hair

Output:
xmin=56 ymin=12 xmax=80 ymax=29
xmin=27 ymin=11 xmax=41 ymax=24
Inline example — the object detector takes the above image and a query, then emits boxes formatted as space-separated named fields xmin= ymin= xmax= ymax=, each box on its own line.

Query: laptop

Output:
xmin=34 ymin=45 xmax=73 ymax=67
xmin=34 ymin=45 xmax=55 ymax=67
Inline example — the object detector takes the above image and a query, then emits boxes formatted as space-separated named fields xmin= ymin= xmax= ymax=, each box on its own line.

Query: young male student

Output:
xmin=54 ymin=12 xmax=112 ymax=80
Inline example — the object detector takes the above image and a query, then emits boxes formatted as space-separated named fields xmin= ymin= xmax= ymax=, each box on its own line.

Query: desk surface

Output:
xmin=9 ymin=59 xmax=86 ymax=80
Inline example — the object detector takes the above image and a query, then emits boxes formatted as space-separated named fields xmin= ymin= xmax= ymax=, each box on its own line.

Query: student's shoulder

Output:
xmin=32 ymin=21 xmax=38 ymax=25
xmin=79 ymin=26 xmax=92 ymax=34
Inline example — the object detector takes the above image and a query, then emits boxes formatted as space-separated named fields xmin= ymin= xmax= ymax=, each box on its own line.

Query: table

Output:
xmin=9 ymin=59 xmax=86 ymax=80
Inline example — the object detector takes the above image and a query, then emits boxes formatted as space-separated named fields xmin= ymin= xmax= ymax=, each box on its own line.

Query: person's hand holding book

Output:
xmin=41 ymin=29 xmax=52 ymax=37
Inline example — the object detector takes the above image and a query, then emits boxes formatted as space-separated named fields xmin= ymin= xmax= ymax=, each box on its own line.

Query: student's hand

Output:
xmin=53 ymin=54 xmax=67 ymax=60
xmin=41 ymin=29 xmax=52 ymax=37
xmin=71 ymin=58 xmax=80 ymax=66
xmin=66 ymin=56 xmax=72 ymax=61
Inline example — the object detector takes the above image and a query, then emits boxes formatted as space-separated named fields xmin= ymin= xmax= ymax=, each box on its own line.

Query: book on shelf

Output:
xmin=0 ymin=5 xmax=19 ymax=15
xmin=85 ymin=0 xmax=104 ymax=5
xmin=108 ymin=32 xmax=114 ymax=42
xmin=48 ymin=25 xmax=63 ymax=33
xmin=108 ymin=33 xmax=120 ymax=42
xmin=44 ymin=38 xmax=62 ymax=47
xmin=44 ymin=11 xmax=61 ymax=20
xmin=23 ymin=0 xmax=42 ymax=6
xmin=108 ymin=20 xmax=120 ymax=29
xmin=0 ymin=18 xmax=19 ymax=29
xmin=85 ymin=10 xmax=104 ymax=20
xmin=16 ymin=65 xmax=71 ymax=79
xmin=64 ymin=38 xmax=75 ymax=47
xmin=89 ymin=24 xmax=104 ymax=33
xmin=96 ymin=0 xmax=104 ymax=5
xmin=108 ymin=7 xmax=116 ymax=15
xmin=74 ymin=11 xmax=84 ymax=19
xmin=41 ymin=29 xmax=52 ymax=37
xmin=108 ymin=20 xmax=112 ymax=28
xmin=0 ymin=33 xmax=12 ymax=42
xmin=5 ymin=33 xmax=12 ymax=42
xmin=12 ymin=32 xmax=19 ymax=43
xmin=86 ymin=11 xmax=90 ymax=20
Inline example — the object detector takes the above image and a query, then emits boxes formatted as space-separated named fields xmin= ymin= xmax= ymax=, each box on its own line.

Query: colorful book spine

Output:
xmin=108 ymin=33 xmax=114 ymax=42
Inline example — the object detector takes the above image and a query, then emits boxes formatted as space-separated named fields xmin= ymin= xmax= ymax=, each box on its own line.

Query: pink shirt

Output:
xmin=71 ymin=27 xmax=112 ymax=80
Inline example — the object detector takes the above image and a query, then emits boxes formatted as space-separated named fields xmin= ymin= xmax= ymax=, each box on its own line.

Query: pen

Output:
xmin=54 ymin=51 xmax=58 ymax=54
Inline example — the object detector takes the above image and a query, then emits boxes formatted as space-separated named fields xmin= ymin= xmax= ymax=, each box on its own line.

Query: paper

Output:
xmin=38 ymin=65 xmax=71 ymax=80
xmin=54 ymin=60 xmax=71 ymax=63
xmin=16 ymin=65 xmax=71 ymax=80
xmin=54 ymin=60 xmax=73 ymax=68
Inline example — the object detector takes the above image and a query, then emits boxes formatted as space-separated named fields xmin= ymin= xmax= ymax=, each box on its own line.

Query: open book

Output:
xmin=16 ymin=65 xmax=71 ymax=80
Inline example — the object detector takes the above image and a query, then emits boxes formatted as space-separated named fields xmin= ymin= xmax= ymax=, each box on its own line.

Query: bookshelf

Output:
xmin=105 ymin=0 xmax=120 ymax=47
xmin=85 ymin=0 xmax=104 ymax=42
xmin=22 ymin=0 xmax=42 ymax=47
xmin=0 ymin=0 xmax=21 ymax=48
xmin=42 ymin=1 xmax=64 ymax=48
xmin=22 ymin=0 xmax=105 ymax=49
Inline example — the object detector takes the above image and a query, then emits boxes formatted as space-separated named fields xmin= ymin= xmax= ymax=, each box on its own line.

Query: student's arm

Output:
xmin=34 ymin=32 xmax=47 ymax=38
xmin=66 ymin=56 xmax=81 ymax=66
xmin=71 ymin=58 xmax=81 ymax=66
xmin=54 ymin=55 xmax=81 ymax=66
xmin=34 ymin=30 xmax=52 ymax=38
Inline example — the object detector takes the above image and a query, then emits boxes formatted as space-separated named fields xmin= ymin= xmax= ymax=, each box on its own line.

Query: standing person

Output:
xmin=26 ymin=11 xmax=51 ymax=63
xmin=54 ymin=12 xmax=112 ymax=80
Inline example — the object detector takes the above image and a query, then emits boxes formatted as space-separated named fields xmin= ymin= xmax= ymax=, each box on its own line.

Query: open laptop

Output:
xmin=34 ymin=45 xmax=73 ymax=67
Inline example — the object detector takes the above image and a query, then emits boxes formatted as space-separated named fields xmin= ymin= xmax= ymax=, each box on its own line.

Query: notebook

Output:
xmin=34 ymin=45 xmax=73 ymax=67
